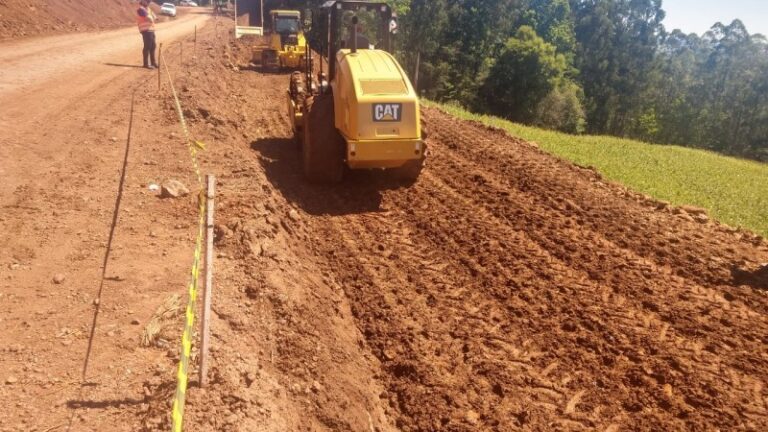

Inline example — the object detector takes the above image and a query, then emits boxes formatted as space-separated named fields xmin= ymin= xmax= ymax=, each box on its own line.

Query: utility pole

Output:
xmin=414 ymin=51 xmax=421 ymax=93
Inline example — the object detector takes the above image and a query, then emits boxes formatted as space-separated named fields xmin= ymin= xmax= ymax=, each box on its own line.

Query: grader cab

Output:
xmin=288 ymin=0 xmax=425 ymax=183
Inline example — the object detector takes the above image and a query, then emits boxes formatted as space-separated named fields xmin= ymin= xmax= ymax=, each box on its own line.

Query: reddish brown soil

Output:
xmin=2 ymin=18 xmax=768 ymax=432
xmin=0 ymin=0 xmax=183 ymax=40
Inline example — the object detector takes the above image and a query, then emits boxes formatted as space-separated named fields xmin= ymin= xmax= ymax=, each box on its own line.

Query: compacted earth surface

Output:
xmin=1 ymin=17 xmax=768 ymax=432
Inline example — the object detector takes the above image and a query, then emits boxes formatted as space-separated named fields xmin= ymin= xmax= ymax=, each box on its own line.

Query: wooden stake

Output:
xmin=199 ymin=175 xmax=216 ymax=388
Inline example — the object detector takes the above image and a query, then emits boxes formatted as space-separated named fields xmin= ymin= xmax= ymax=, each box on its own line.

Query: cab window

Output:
xmin=275 ymin=17 xmax=299 ymax=34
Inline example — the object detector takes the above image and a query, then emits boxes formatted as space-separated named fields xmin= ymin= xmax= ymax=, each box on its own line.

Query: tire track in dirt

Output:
xmin=417 ymin=169 xmax=766 ymax=429
xmin=423 ymin=108 xmax=766 ymax=290
xmin=425 ymin=108 xmax=768 ymax=356
xmin=286 ymin=110 xmax=768 ymax=430
xmin=320 ymin=192 xmax=615 ymax=431
xmin=284 ymin=171 xmax=740 ymax=431
xmin=417 ymin=110 xmax=768 ymax=428
xmin=426 ymin=132 xmax=768 ymax=341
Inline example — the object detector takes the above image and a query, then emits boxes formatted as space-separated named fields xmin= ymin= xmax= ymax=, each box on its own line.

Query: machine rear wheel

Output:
xmin=302 ymin=94 xmax=345 ymax=183
xmin=391 ymin=143 xmax=426 ymax=184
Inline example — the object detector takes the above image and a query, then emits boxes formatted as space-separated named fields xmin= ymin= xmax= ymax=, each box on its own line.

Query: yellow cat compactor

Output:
xmin=257 ymin=10 xmax=307 ymax=70
xmin=288 ymin=0 xmax=425 ymax=183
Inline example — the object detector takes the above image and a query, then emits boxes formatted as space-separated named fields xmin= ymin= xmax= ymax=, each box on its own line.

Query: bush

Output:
xmin=535 ymin=82 xmax=586 ymax=133
xmin=481 ymin=26 xmax=566 ymax=122
xmin=480 ymin=25 xmax=586 ymax=133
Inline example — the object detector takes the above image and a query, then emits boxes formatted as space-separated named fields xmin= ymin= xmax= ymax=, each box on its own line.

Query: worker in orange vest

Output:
xmin=137 ymin=0 xmax=158 ymax=69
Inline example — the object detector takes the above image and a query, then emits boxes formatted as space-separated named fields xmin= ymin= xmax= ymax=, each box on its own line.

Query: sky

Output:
xmin=661 ymin=0 xmax=768 ymax=36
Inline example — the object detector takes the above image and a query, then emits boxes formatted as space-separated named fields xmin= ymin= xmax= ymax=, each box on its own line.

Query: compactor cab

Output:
xmin=288 ymin=0 xmax=425 ymax=183
xmin=259 ymin=10 xmax=307 ymax=70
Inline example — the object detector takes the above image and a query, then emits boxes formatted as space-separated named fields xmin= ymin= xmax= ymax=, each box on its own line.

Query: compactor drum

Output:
xmin=288 ymin=0 xmax=425 ymax=183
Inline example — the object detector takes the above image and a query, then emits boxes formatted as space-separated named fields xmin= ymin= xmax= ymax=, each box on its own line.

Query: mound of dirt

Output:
xmin=0 ymin=0 xmax=159 ymax=40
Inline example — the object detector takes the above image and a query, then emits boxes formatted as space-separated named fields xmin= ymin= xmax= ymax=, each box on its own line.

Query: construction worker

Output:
xmin=345 ymin=17 xmax=371 ymax=50
xmin=343 ymin=15 xmax=373 ymax=49
xmin=137 ymin=0 xmax=158 ymax=69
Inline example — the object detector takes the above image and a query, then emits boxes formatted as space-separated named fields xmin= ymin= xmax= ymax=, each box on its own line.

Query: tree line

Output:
xmin=278 ymin=0 xmax=768 ymax=160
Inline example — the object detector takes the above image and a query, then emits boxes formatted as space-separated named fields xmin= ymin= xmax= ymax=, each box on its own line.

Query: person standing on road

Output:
xmin=137 ymin=0 xmax=158 ymax=69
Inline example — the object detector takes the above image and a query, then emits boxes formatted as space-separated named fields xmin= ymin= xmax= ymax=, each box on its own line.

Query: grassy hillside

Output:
xmin=426 ymin=101 xmax=768 ymax=237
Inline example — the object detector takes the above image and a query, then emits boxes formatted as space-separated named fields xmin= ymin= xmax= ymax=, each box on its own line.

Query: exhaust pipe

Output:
xmin=351 ymin=16 xmax=358 ymax=54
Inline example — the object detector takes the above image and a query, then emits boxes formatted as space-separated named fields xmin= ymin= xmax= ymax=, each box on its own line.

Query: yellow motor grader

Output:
xmin=288 ymin=0 xmax=425 ymax=183
xmin=255 ymin=9 xmax=307 ymax=71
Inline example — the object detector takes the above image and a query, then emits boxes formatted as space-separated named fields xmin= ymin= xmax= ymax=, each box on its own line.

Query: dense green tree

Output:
xmin=516 ymin=0 xmax=585 ymax=132
xmin=481 ymin=26 xmax=584 ymax=132
xmin=696 ymin=21 xmax=768 ymax=156
xmin=645 ymin=20 xmax=768 ymax=158
xmin=648 ymin=30 xmax=705 ymax=145
xmin=292 ymin=0 xmax=768 ymax=159
xmin=398 ymin=0 xmax=449 ymax=93
xmin=401 ymin=0 xmax=521 ymax=105
xmin=520 ymin=0 xmax=577 ymax=63
xmin=570 ymin=0 xmax=665 ymax=135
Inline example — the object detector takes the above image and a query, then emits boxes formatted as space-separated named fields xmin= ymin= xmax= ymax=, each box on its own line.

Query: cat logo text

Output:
xmin=372 ymin=103 xmax=402 ymax=122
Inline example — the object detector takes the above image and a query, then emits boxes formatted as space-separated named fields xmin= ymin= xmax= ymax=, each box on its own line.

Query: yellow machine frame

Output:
xmin=287 ymin=1 xmax=425 ymax=183
xmin=332 ymin=49 xmax=422 ymax=169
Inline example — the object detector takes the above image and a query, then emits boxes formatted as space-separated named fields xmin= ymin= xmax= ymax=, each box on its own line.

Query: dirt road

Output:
xmin=2 ymin=18 xmax=768 ymax=432
xmin=0 ymin=10 xmax=210 ymax=200
xmin=0 ymin=12 xmax=213 ymax=432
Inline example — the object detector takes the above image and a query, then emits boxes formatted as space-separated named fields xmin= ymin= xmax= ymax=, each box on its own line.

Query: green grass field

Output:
xmin=425 ymin=100 xmax=768 ymax=237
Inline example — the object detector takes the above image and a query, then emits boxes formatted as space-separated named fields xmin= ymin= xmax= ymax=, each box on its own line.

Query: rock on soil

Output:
xmin=680 ymin=205 xmax=708 ymax=215
xmin=160 ymin=180 xmax=190 ymax=198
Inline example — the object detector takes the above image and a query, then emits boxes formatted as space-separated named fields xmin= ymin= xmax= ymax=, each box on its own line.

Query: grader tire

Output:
xmin=289 ymin=72 xmax=306 ymax=143
xmin=302 ymin=94 xmax=345 ymax=184
xmin=262 ymin=50 xmax=277 ymax=73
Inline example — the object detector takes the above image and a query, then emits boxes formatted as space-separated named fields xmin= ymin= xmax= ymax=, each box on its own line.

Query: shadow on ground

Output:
xmin=732 ymin=264 xmax=768 ymax=289
xmin=252 ymin=137 xmax=408 ymax=216
xmin=103 ymin=63 xmax=146 ymax=69
xmin=67 ymin=397 xmax=145 ymax=409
